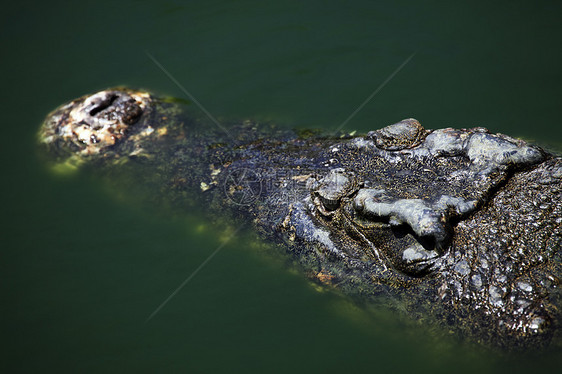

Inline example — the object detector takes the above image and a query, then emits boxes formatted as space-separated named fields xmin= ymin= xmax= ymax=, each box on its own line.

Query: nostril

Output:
xmin=89 ymin=94 xmax=118 ymax=116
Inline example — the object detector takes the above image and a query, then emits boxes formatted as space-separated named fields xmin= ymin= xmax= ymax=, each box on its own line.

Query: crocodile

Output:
xmin=38 ymin=88 xmax=562 ymax=350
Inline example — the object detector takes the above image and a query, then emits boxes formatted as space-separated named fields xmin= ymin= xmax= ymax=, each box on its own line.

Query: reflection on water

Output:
xmin=2 ymin=0 xmax=562 ymax=372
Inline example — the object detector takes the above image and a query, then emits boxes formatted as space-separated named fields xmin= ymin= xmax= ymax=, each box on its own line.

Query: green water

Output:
xmin=2 ymin=0 xmax=562 ymax=372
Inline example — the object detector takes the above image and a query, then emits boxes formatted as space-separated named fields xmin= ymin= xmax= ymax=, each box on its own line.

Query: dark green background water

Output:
xmin=2 ymin=1 xmax=562 ymax=372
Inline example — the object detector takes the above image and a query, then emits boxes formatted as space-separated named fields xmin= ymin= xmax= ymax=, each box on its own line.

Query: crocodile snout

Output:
xmin=39 ymin=88 xmax=151 ymax=157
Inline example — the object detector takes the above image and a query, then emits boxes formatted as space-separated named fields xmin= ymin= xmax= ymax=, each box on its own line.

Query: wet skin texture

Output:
xmin=39 ymin=89 xmax=562 ymax=350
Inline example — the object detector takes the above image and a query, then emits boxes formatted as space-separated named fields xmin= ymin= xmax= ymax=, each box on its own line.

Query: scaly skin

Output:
xmin=39 ymin=88 xmax=562 ymax=350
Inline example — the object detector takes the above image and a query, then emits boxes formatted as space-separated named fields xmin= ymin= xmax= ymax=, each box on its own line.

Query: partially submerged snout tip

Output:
xmin=39 ymin=88 xmax=152 ymax=161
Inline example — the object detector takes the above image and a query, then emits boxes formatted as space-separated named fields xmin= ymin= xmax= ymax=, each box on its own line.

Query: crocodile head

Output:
xmin=39 ymin=89 xmax=562 ymax=349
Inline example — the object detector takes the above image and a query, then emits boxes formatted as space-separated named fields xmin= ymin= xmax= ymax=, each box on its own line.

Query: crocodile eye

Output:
xmin=313 ymin=168 xmax=356 ymax=213
xmin=353 ymin=189 xmax=465 ymax=249
xmin=350 ymin=188 xmax=482 ymax=276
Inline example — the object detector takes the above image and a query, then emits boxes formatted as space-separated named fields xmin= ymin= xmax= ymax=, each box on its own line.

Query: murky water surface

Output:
xmin=2 ymin=1 xmax=561 ymax=372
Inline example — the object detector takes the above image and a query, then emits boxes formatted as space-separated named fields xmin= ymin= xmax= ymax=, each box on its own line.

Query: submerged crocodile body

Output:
xmin=39 ymin=88 xmax=562 ymax=350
